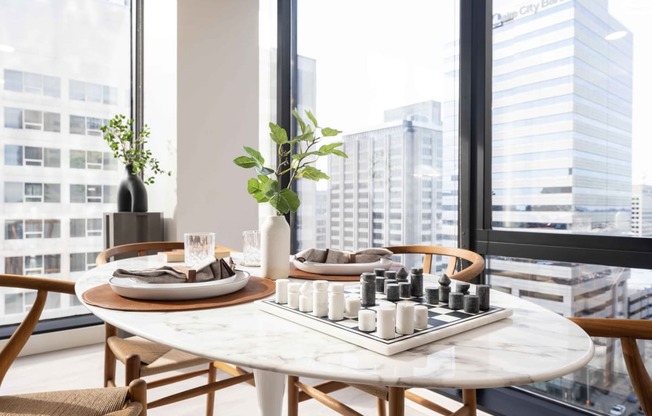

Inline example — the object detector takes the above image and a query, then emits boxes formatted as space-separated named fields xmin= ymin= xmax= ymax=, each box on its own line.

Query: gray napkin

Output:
xmin=294 ymin=248 xmax=393 ymax=264
xmin=112 ymin=258 xmax=235 ymax=284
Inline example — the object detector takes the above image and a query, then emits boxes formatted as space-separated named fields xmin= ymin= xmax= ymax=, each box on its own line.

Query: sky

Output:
xmin=295 ymin=0 xmax=652 ymax=185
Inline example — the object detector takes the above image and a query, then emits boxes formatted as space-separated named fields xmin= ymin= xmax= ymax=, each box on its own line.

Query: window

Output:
xmin=70 ymin=218 xmax=103 ymax=238
xmin=69 ymin=115 xmax=108 ymax=135
xmin=5 ymin=219 xmax=60 ymax=239
xmin=69 ymin=79 xmax=118 ymax=105
xmin=4 ymin=145 xmax=61 ymax=167
xmin=475 ymin=0 xmax=652 ymax=413
xmin=3 ymin=69 xmax=61 ymax=97
xmin=284 ymin=1 xmax=652 ymax=415
xmin=70 ymin=252 xmax=99 ymax=272
xmin=3 ymin=107 xmax=60 ymax=132
xmin=294 ymin=0 xmax=458 ymax=254
xmin=0 ymin=0 xmax=132 ymax=328
xmin=70 ymin=184 xmax=114 ymax=203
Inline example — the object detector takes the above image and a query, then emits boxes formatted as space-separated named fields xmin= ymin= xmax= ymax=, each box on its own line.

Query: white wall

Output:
xmin=176 ymin=0 xmax=260 ymax=249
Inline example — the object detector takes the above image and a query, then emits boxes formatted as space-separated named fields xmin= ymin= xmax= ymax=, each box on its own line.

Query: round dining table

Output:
xmin=76 ymin=255 xmax=594 ymax=416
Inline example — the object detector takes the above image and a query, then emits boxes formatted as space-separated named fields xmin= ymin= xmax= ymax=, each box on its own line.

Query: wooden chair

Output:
xmin=569 ymin=318 xmax=652 ymax=415
xmin=0 ymin=273 xmax=147 ymax=416
xmin=287 ymin=245 xmax=485 ymax=416
xmin=97 ymin=241 xmax=254 ymax=415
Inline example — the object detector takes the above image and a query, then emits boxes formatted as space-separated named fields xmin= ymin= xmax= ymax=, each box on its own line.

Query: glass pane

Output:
xmin=491 ymin=0 xmax=648 ymax=238
xmin=44 ymin=112 xmax=60 ymax=132
xmin=43 ymin=75 xmax=60 ymax=97
xmin=4 ymin=182 xmax=23 ymax=202
xmin=295 ymin=0 xmax=459 ymax=252
xmin=487 ymin=256 xmax=650 ymax=414
xmin=4 ymin=69 xmax=22 ymax=92
xmin=5 ymin=220 xmax=23 ymax=239
xmin=70 ymin=218 xmax=86 ymax=237
xmin=0 ymin=0 xmax=131 ymax=327
xmin=44 ymin=219 xmax=60 ymax=238
xmin=44 ymin=148 xmax=61 ymax=167
xmin=4 ymin=144 xmax=23 ymax=165
xmin=43 ymin=184 xmax=60 ymax=203
xmin=69 ymin=115 xmax=86 ymax=135
xmin=70 ymin=150 xmax=86 ymax=168
xmin=69 ymin=80 xmax=86 ymax=100
xmin=4 ymin=107 xmax=22 ymax=129
xmin=70 ymin=185 xmax=85 ymax=203
xmin=69 ymin=253 xmax=86 ymax=272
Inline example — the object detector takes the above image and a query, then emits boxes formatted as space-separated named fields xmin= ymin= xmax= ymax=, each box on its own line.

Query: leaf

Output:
xmin=292 ymin=151 xmax=320 ymax=161
xmin=321 ymin=127 xmax=342 ymax=137
xmin=247 ymin=178 xmax=270 ymax=203
xmin=255 ymin=166 xmax=275 ymax=176
xmin=271 ymin=188 xmax=300 ymax=214
xmin=269 ymin=122 xmax=288 ymax=144
xmin=305 ymin=110 xmax=318 ymax=128
xmin=233 ymin=156 xmax=257 ymax=169
xmin=298 ymin=165 xmax=329 ymax=181
xmin=292 ymin=108 xmax=306 ymax=134
xmin=293 ymin=131 xmax=314 ymax=143
xmin=331 ymin=149 xmax=348 ymax=158
xmin=318 ymin=142 xmax=343 ymax=153
xmin=243 ymin=146 xmax=265 ymax=165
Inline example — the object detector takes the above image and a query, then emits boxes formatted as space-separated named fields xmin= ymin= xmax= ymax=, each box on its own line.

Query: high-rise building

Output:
xmin=631 ymin=184 xmax=652 ymax=236
xmin=0 ymin=0 xmax=130 ymax=325
xmin=443 ymin=0 xmax=636 ymax=319
xmin=327 ymin=101 xmax=443 ymax=259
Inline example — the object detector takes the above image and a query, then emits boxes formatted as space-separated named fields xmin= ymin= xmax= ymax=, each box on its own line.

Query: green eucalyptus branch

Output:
xmin=233 ymin=109 xmax=348 ymax=215
xmin=100 ymin=114 xmax=172 ymax=185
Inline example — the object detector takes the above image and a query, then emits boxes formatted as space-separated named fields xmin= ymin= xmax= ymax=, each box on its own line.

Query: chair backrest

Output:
xmin=384 ymin=245 xmax=485 ymax=282
xmin=96 ymin=241 xmax=184 ymax=265
xmin=0 ymin=274 xmax=76 ymax=386
xmin=569 ymin=317 xmax=652 ymax=415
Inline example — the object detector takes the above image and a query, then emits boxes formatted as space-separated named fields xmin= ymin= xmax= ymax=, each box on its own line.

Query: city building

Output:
xmin=327 ymin=101 xmax=443 ymax=261
xmin=0 ymin=1 xmax=129 ymax=325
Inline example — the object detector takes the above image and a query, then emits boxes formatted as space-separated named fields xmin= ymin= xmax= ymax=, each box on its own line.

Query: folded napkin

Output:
xmin=112 ymin=257 xmax=235 ymax=284
xmin=294 ymin=248 xmax=393 ymax=264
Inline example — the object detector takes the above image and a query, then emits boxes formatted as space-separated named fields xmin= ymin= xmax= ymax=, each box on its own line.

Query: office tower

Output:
xmin=328 ymin=101 xmax=443 ymax=260
xmin=631 ymin=184 xmax=652 ymax=237
xmin=0 ymin=1 xmax=130 ymax=325
xmin=445 ymin=0 xmax=635 ymax=319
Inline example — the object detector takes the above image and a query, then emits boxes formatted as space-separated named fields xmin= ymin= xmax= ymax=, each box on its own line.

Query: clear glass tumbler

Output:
xmin=242 ymin=230 xmax=261 ymax=266
xmin=183 ymin=232 xmax=215 ymax=267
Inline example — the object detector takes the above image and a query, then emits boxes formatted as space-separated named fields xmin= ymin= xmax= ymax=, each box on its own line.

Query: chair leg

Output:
xmin=377 ymin=397 xmax=387 ymax=416
xmin=128 ymin=378 xmax=148 ymax=416
xmin=288 ymin=375 xmax=299 ymax=416
xmin=387 ymin=387 xmax=405 ymax=416
xmin=206 ymin=362 xmax=217 ymax=416
xmin=104 ymin=324 xmax=118 ymax=387
xmin=125 ymin=354 xmax=142 ymax=386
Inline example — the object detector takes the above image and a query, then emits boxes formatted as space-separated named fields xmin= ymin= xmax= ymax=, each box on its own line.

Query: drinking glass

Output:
xmin=184 ymin=232 xmax=215 ymax=267
xmin=242 ymin=230 xmax=261 ymax=266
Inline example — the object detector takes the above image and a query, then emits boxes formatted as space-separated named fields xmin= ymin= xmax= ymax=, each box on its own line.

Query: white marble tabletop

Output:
xmin=76 ymin=256 xmax=594 ymax=414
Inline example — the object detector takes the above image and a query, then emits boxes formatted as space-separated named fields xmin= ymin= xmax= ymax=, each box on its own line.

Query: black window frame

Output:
xmin=277 ymin=0 xmax=648 ymax=415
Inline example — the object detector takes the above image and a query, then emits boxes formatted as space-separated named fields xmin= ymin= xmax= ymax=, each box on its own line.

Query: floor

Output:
xmin=2 ymin=343 xmax=493 ymax=416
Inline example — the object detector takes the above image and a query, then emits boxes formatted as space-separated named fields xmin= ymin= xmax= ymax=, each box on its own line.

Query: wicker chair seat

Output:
xmin=107 ymin=336 xmax=211 ymax=376
xmin=0 ymin=386 xmax=142 ymax=416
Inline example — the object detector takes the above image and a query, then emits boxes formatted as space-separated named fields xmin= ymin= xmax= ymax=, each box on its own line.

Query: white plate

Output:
xmin=109 ymin=270 xmax=250 ymax=301
xmin=292 ymin=258 xmax=392 ymax=276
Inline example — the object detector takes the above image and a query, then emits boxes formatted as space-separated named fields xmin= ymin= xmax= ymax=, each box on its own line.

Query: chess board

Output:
xmin=257 ymin=286 xmax=512 ymax=356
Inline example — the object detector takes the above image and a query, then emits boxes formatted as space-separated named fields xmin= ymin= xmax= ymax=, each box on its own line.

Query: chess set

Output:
xmin=257 ymin=271 xmax=512 ymax=356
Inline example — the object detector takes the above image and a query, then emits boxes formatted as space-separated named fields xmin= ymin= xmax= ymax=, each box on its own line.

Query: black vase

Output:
xmin=117 ymin=165 xmax=148 ymax=212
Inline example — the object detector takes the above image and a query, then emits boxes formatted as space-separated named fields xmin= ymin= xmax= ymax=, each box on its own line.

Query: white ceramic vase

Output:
xmin=260 ymin=215 xmax=290 ymax=280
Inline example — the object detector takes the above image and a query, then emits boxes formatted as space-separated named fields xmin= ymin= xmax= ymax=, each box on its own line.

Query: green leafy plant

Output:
xmin=234 ymin=109 xmax=347 ymax=215
xmin=100 ymin=114 xmax=171 ymax=185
